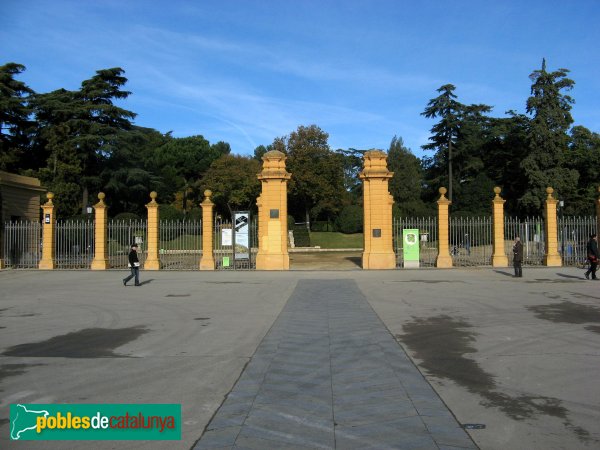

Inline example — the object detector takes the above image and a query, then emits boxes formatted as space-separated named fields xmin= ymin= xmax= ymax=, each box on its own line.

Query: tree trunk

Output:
xmin=82 ymin=186 xmax=89 ymax=216
xmin=448 ymin=139 xmax=453 ymax=202
xmin=305 ymin=208 xmax=310 ymax=231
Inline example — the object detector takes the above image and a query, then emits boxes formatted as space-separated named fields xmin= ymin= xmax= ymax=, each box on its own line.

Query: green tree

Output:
xmin=253 ymin=144 xmax=272 ymax=161
xmin=421 ymin=84 xmax=462 ymax=202
xmin=520 ymin=59 xmax=578 ymax=213
xmin=0 ymin=63 xmax=35 ymax=171
xmin=336 ymin=148 xmax=364 ymax=202
xmin=101 ymin=126 xmax=167 ymax=216
xmin=152 ymin=135 xmax=230 ymax=213
xmin=32 ymin=67 xmax=136 ymax=217
xmin=387 ymin=136 xmax=431 ymax=216
xmin=566 ymin=125 xmax=600 ymax=215
xmin=422 ymin=85 xmax=492 ymax=205
xmin=480 ymin=113 xmax=530 ymax=215
xmin=276 ymin=125 xmax=346 ymax=225
xmin=198 ymin=154 xmax=261 ymax=217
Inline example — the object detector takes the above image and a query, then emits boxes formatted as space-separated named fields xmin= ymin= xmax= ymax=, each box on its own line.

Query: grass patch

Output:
xmin=309 ymin=232 xmax=363 ymax=249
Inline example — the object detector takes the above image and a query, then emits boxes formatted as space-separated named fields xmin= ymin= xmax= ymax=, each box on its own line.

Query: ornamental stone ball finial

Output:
xmin=47 ymin=192 xmax=54 ymax=201
xmin=150 ymin=191 xmax=157 ymax=200
xmin=546 ymin=187 xmax=554 ymax=198
xmin=204 ymin=189 xmax=212 ymax=198
xmin=439 ymin=187 xmax=447 ymax=196
xmin=98 ymin=192 xmax=105 ymax=200
xmin=494 ymin=186 xmax=501 ymax=195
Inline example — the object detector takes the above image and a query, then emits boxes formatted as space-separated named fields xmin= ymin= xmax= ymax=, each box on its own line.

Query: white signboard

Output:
xmin=221 ymin=228 xmax=232 ymax=246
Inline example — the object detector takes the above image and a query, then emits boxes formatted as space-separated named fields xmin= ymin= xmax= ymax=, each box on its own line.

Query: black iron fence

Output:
xmin=2 ymin=221 xmax=41 ymax=268
xmin=450 ymin=216 xmax=493 ymax=266
xmin=55 ymin=220 xmax=94 ymax=269
xmin=505 ymin=217 xmax=545 ymax=266
xmin=393 ymin=217 xmax=438 ymax=267
xmin=159 ymin=220 xmax=202 ymax=270
xmin=557 ymin=216 xmax=597 ymax=267
xmin=108 ymin=219 xmax=147 ymax=269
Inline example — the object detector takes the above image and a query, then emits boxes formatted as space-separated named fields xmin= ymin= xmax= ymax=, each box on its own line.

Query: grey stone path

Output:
xmin=194 ymin=279 xmax=476 ymax=449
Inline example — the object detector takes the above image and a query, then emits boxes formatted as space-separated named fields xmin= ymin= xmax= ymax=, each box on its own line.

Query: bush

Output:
xmin=335 ymin=205 xmax=363 ymax=234
xmin=292 ymin=223 xmax=310 ymax=247
xmin=186 ymin=208 xmax=202 ymax=221
xmin=311 ymin=221 xmax=335 ymax=232
xmin=159 ymin=204 xmax=184 ymax=221
xmin=288 ymin=215 xmax=296 ymax=229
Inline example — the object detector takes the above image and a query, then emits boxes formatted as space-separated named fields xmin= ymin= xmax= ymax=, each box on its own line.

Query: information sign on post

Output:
xmin=234 ymin=211 xmax=250 ymax=260
xmin=403 ymin=228 xmax=420 ymax=268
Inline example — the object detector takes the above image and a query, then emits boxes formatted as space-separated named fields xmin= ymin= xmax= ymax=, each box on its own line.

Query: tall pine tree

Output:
xmin=520 ymin=59 xmax=578 ymax=213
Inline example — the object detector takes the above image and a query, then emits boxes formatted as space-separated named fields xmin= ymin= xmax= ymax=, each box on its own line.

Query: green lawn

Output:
xmin=309 ymin=232 xmax=363 ymax=249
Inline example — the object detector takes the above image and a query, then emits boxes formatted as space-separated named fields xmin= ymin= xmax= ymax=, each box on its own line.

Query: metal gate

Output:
xmin=159 ymin=220 xmax=202 ymax=270
xmin=505 ymin=217 xmax=545 ymax=266
xmin=2 ymin=221 xmax=41 ymax=268
xmin=558 ymin=216 xmax=597 ymax=266
xmin=393 ymin=217 xmax=438 ymax=267
xmin=214 ymin=216 xmax=258 ymax=270
xmin=450 ymin=216 xmax=493 ymax=266
xmin=108 ymin=219 xmax=147 ymax=269
xmin=55 ymin=220 xmax=94 ymax=269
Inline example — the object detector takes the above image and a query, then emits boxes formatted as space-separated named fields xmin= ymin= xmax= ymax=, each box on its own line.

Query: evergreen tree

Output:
xmin=387 ymin=136 xmax=430 ymax=216
xmin=0 ymin=63 xmax=35 ymax=171
xmin=422 ymin=85 xmax=492 ymax=208
xmin=421 ymin=84 xmax=462 ymax=201
xmin=32 ymin=68 xmax=136 ymax=217
xmin=566 ymin=125 xmax=600 ymax=215
xmin=520 ymin=59 xmax=578 ymax=213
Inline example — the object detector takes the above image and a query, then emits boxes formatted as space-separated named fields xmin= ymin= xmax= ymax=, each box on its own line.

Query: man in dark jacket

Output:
xmin=123 ymin=244 xmax=141 ymax=286
xmin=513 ymin=236 xmax=523 ymax=278
xmin=585 ymin=233 xmax=599 ymax=280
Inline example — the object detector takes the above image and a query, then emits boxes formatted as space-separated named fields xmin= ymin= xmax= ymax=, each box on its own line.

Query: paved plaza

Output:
xmin=1 ymin=267 xmax=599 ymax=449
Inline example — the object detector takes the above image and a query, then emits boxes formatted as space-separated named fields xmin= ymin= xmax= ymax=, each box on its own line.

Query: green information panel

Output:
xmin=402 ymin=229 xmax=420 ymax=268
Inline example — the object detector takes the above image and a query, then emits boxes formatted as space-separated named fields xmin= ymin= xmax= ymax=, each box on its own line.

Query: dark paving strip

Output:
xmin=194 ymin=279 xmax=475 ymax=450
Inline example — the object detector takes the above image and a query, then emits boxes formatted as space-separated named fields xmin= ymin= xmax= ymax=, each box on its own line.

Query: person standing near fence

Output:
xmin=123 ymin=244 xmax=141 ymax=286
xmin=513 ymin=236 xmax=523 ymax=278
xmin=585 ymin=233 xmax=598 ymax=280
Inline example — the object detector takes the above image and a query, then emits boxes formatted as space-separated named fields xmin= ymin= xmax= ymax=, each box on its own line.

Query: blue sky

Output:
xmin=2 ymin=0 xmax=599 ymax=158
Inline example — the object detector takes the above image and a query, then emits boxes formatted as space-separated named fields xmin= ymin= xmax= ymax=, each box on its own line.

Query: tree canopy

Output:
xmin=1 ymin=60 xmax=599 ymax=223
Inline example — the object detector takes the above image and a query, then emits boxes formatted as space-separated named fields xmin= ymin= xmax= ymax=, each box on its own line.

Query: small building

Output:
xmin=1 ymin=171 xmax=46 ymax=268
xmin=0 ymin=171 xmax=46 ymax=223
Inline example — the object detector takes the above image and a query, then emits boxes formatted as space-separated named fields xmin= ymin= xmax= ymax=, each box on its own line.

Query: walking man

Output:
xmin=585 ymin=233 xmax=598 ymax=280
xmin=513 ymin=236 xmax=523 ymax=278
xmin=123 ymin=244 xmax=141 ymax=286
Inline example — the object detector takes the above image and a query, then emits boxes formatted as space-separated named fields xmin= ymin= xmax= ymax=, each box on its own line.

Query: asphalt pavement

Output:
xmin=1 ymin=267 xmax=599 ymax=449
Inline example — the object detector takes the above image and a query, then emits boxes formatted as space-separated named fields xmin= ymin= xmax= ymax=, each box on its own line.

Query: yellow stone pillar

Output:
xmin=91 ymin=192 xmax=109 ymax=270
xmin=360 ymin=150 xmax=395 ymax=269
xmin=255 ymin=150 xmax=291 ymax=270
xmin=39 ymin=192 xmax=56 ymax=270
xmin=543 ymin=187 xmax=561 ymax=266
xmin=436 ymin=187 xmax=453 ymax=268
xmin=200 ymin=190 xmax=215 ymax=270
xmin=492 ymin=187 xmax=509 ymax=267
xmin=145 ymin=191 xmax=160 ymax=270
